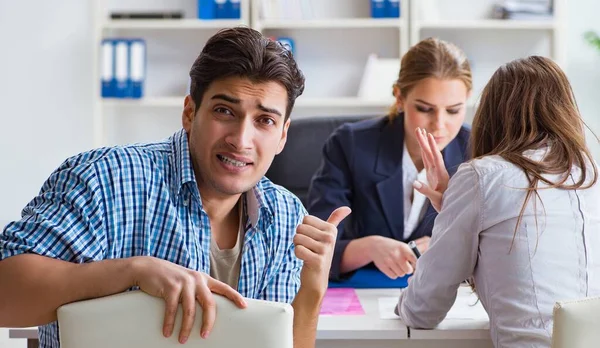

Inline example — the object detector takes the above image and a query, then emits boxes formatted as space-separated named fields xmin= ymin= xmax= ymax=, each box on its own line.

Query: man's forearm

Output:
xmin=0 ymin=254 xmax=135 ymax=327
xmin=291 ymin=288 xmax=323 ymax=348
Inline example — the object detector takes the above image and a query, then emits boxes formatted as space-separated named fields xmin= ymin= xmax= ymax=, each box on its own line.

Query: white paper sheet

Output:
xmin=446 ymin=291 xmax=489 ymax=320
xmin=378 ymin=297 xmax=401 ymax=320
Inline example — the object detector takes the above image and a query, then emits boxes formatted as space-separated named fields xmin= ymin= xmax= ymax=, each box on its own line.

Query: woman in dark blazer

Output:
xmin=307 ymin=38 xmax=473 ymax=282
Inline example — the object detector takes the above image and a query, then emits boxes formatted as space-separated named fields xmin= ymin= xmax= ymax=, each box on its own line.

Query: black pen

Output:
xmin=408 ymin=240 xmax=421 ymax=259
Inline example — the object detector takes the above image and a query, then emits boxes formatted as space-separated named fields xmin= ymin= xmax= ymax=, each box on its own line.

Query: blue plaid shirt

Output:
xmin=0 ymin=129 xmax=305 ymax=348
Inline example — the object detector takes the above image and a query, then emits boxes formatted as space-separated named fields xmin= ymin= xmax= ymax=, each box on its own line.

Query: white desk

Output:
xmin=9 ymin=287 xmax=492 ymax=348
xmin=317 ymin=288 xmax=408 ymax=348
xmin=316 ymin=287 xmax=492 ymax=348
xmin=401 ymin=286 xmax=492 ymax=348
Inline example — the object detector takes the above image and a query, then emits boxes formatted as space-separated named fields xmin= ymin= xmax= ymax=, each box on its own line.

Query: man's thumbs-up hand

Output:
xmin=294 ymin=207 xmax=351 ymax=297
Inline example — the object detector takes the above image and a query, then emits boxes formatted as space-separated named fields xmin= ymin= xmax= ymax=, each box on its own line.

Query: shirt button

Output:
xmin=183 ymin=197 xmax=189 ymax=206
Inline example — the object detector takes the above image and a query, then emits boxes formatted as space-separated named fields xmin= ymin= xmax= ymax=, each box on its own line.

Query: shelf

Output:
xmin=101 ymin=96 xmax=483 ymax=109
xmin=296 ymin=97 xmax=395 ymax=108
xmin=418 ymin=19 xmax=556 ymax=30
xmin=258 ymin=18 xmax=405 ymax=30
xmin=103 ymin=97 xmax=184 ymax=107
xmin=102 ymin=19 xmax=248 ymax=30
xmin=102 ymin=96 xmax=396 ymax=108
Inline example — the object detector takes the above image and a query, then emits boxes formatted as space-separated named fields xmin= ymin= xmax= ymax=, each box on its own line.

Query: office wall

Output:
xmin=0 ymin=0 xmax=94 ymax=223
xmin=0 ymin=1 xmax=93 ymax=347
xmin=564 ymin=0 xmax=600 ymax=157
xmin=0 ymin=1 xmax=599 ymax=347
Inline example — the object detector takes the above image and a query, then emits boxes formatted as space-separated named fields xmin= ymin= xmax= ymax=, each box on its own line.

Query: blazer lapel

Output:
xmin=441 ymin=136 xmax=464 ymax=176
xmin=375 ymin=116 xmax=406 ymax=241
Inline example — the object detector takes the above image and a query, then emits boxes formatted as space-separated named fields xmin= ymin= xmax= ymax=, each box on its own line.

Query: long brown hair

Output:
xmin=389 ymin=37 xmax=472 ymax=120
xmin=471 ymin=56 xmax=598 ymax=249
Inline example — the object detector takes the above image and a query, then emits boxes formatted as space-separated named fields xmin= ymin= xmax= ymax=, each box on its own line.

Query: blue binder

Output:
xmin=328 ymin=268 xmax=410 ymax=289
xmin=198 ymin=0 xmax=215 ymax=19
xmin=228 ymin=0 xmax=241 ymax=19
xmin=386 ymin=0 xmax=401 ymax=18
xmin=113 ymin=39 xmax=130 ymax=98
xmin=276 ymin=37 xmax=295 ymax=56
xmin=215 ymin=0 xmax=228 ymax=18
xmin=128 ymin=39 xmax=146 ymax=99
xmin=100 ymin=39 xmax=115 ymax=98
xmin=371 ymin=0 xmax=386 ymax=18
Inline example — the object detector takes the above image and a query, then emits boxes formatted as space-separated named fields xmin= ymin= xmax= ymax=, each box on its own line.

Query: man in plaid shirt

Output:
xmin=0 ymin=27 xmax=350 ymax=348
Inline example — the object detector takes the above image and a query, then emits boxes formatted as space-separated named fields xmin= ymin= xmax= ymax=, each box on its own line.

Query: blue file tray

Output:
xmin=328 ymin=268 xmax=410 ymax=289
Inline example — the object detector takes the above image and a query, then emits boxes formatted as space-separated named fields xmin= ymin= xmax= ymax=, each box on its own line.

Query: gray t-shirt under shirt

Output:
xmin=209 ymin=203 xmax=245 ymax=290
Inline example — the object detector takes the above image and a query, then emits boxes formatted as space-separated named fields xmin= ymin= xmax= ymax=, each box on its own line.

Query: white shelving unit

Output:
xmin=103 ymin=18 xmax=248 ymax=30
xmin=102 ymin=97 xmax=184 ymax=108
xmin=93 ymin=0 xmax=567 ymax=146
xmin=251 ymin=0 xmax=409 ymax=119
xmin=417 ymin=19 xmax=557 ymax=30
xmin=257 ymin=18 xmax=405 ymax=30
xmin=296 ymin=97 xmax=395 ymax=108
xmin=93 ymin=0 xmax=251 ymax=146
xmin=103 ymin=96 xmax=395 ymax=109
xmin=410 ymin=0 xmax=565 ymax=119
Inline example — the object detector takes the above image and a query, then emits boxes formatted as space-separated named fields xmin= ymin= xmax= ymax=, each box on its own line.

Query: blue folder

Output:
xmin=198 ymin=0 xmax=215 ymax=19
xmin=370 ymin=0 xmax=386 ymax=18
xmin=228 ymin=0 xmax=241 ymax=19
xmin=328 ymin=268 xmax=410 ymax=289
xmin=386 ymin=0 xmax=401 ymax=18
xmin=100 ymin=39 xmax=115 ymax=98
xmin=215 ymin=0 xmax=228 ymax=19
xmin=113 ymin=39 xmax=130 ymax=98
xmin=128 ymin=39 xmax=146 ymax=99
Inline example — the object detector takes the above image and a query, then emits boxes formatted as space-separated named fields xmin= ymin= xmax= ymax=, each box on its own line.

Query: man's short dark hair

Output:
xmin=189 ymin=27 xmax=305 ymax=120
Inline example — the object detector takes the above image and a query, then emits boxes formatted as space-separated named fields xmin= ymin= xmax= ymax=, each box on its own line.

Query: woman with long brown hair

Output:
xmin=307 ymin=37 xmax=472 ymax=286
xmin=396 ymin=56 xmax=600 ymax=347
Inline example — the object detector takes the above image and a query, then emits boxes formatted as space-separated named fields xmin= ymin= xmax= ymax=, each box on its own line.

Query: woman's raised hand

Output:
xmin=413 ymin=128 xmax=450 ymax=212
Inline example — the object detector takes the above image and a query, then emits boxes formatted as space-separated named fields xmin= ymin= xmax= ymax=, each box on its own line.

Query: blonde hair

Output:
xmin=389 ymin=37 xmax=472 ymax=120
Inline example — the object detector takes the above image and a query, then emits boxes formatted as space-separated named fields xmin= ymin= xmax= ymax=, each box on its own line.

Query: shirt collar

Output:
xmin=245 ymin=179 xmax=274 ymax=228
xmin=171 ymin=129 xmax=196 ymax=195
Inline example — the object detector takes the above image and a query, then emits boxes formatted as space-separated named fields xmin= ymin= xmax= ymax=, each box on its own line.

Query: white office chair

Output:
xmin=57 ymin=290 xmax=293 ymax=348
xmin=552 ymin=296 xmax=600 ymax=348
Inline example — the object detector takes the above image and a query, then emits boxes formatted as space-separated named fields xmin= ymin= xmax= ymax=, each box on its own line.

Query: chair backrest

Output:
xmin=552 ymin=296 xmax=600 ymax=348
xmin=57 ymin=290 xmax=293 ymax=348
xmin=266 ymin=115 xmax=371 ymax=206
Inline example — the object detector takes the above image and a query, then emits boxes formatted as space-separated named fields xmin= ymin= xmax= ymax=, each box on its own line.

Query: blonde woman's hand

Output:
xmin=369 ymin=236 xmax=417 ymax=279
xmin=413 ymin=127 xmax=450 ymax=212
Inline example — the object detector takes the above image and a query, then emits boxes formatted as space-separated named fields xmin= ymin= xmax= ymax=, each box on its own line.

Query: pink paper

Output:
xmin=319 ymin=288 xmax=365 ymax=315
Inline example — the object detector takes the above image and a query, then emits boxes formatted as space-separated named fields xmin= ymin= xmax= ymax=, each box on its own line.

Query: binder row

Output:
xmin=101 ymin=39 xmax=146 ymax=99
xmin=198 ymin=0 xmax=242 ymax=19
xmin=371 ymin=0 xmax=401 ymax=18
xmin=260 ymin=0 xmax=400 ymax=20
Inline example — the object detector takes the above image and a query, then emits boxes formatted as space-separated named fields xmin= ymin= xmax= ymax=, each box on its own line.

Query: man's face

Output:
xmin=182 ymin=76 xmax=290 ymax=197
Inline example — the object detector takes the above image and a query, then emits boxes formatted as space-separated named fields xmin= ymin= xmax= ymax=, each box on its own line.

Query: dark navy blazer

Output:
xmin=307 ymin=114 xmax=471 ymax=281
